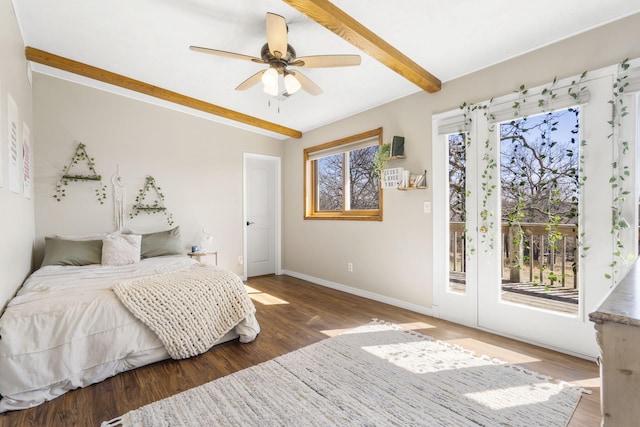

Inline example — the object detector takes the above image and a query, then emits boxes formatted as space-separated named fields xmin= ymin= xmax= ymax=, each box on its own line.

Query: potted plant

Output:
xmin=373 ymin=143 xmax=391 ymax=177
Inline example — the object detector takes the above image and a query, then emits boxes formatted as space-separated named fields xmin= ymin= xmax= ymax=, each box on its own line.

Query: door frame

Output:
xmin=242 ymin=153 xmax=282 ymax=281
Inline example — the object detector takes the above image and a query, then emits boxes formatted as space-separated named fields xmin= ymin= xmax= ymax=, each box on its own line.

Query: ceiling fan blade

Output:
xmin=289 ymin=70 xmax=323 ymax=96
xmin=291 ymin=55 xmax=361 ymax=68
xmin=235 ymin=70 xmax=266 ymax=91
xmin=266 ymin=13 xmax=288 ymax=59
xmin=189 ymin=46 xmax=265 ymax=64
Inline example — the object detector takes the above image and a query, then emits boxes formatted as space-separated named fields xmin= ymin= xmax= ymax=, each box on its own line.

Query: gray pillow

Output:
xmin=41 ymin=237 xmax=103 ymax=267
xmin=140 ymin=226 xmax=183 ymax=258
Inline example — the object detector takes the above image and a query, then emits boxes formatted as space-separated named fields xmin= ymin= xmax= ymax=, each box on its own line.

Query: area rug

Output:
xmin=102 ymin=320 xmax=583 ymax=427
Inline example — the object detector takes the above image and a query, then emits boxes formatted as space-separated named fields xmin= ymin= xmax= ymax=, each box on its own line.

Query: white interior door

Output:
xmin=244 ymin=154 xmax=281 ymax=278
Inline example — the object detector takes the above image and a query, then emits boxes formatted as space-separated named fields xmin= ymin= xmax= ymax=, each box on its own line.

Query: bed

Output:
xmin=0 ymin=228 xmax=260 ymax=412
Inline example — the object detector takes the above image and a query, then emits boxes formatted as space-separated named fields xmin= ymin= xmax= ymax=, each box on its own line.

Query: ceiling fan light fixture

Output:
xmin=263 ymin=82 xmax=279 ymax=96
xmin=190 ymin=13 xmax=359 ymax=98
xmin=261 ymin=67 xmax=278 ymax=88
xmin=284 ymin=72 xmax=301 ymax=95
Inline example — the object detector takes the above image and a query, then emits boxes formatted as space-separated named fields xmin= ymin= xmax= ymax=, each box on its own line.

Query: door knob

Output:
xmin=246 ymin=221 xmax=255 ymax=226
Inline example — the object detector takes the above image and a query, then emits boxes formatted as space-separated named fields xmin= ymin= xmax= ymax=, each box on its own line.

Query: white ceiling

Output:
xmin=12 ymin=0 xmax=640 ymax=139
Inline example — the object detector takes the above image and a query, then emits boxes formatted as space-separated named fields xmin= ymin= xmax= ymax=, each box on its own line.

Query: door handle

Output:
xmin=246 ymin=221 xmax=255 ymax=226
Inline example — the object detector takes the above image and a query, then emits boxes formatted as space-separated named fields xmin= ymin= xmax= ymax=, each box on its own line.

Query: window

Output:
xmin=304 ymin=128 xmax=383 ymax=221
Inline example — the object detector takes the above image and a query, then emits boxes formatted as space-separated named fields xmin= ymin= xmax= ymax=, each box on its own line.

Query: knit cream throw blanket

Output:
xmin=113 ymin=264 xmax=256 ymax=359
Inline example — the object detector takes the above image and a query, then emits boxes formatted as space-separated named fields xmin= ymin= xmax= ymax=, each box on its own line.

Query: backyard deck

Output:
xmin=448 ymin=221 xmax=580 ymax=315
xmin=449 ymin=271 xmax=579 ymax=315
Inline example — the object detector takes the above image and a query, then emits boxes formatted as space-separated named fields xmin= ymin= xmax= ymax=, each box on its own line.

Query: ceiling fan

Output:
xmin=189 ymin=12 xmax=361 ymax=97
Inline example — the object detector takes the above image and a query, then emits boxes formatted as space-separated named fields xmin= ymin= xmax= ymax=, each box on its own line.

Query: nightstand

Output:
xmin=187 ymin=251 xmax=218 ymax=265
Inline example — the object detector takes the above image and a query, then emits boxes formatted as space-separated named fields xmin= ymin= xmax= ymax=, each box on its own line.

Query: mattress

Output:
xmin=0 ymin=255 xmax=259 ymax=412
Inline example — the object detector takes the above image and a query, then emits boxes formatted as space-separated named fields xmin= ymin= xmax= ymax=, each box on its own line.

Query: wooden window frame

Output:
xmin=303 ymin=127 xmax=383 ymax=221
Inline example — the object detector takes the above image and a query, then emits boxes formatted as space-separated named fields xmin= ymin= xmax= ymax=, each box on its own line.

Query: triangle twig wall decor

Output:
xmin=130 ymin=176 xmax=174 ymax=226
xmin=53 ymin=141 xmax=107 ymax=204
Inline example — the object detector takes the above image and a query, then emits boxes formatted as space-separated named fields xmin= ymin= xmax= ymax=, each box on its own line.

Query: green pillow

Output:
xmin=140 ymin=226 xmax=183 ymax=258
xmin=41 ymin=237 xmax=103 ymax=267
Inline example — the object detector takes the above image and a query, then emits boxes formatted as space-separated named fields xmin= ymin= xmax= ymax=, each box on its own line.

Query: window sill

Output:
xmin=304 ymin=212 xmax=382 ymax=221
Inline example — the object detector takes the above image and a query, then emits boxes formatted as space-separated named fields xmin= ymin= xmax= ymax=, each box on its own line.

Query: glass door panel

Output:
xmin=449 ymin=133 xmax=467 ymax=294
xmin=498 ymin=108 xmax=580 ymax=316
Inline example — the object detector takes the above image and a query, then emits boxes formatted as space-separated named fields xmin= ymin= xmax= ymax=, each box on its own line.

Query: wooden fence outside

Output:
xmin=450 ymin=222 xmax=578 ymax=288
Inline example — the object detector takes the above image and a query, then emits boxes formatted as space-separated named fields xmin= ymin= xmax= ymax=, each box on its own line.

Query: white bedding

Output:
xmin=0 ymin=255 xmax=260 ymax=412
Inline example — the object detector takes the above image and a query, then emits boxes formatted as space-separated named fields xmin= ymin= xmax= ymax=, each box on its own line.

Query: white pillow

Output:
xmin=101 ymin=234 xmax=142 ymax=266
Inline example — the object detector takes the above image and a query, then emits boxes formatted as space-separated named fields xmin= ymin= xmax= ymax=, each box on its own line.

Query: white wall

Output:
xmin=284 ymin=97 xmax=433 ymax=309
xmin=282 ymin=13 xmax=640 ymax=311
xmin=0 ymin=0 xmax=35 ymax=310
xmin=33 ymin=75 xmax=283 ymax=276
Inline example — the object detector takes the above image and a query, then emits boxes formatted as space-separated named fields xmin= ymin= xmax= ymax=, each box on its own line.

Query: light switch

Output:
xmin=424 ymin=201 xmax=431 ymax=213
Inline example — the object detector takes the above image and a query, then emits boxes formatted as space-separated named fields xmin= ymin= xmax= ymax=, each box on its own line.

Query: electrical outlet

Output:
xmin=423 ymin=201 xmax=432 ymax=213
xmin=347 ymin=262 xmax=353 ymax=272
xmin=238 ymin=256 xmax=244 ymax=265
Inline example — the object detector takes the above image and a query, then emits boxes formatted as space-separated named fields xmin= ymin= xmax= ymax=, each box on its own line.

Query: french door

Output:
xmin=433 ymin=71 xmax=637 ymax=359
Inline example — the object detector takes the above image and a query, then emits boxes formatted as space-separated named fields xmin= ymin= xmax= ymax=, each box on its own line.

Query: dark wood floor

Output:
xmin=0 ymin=274 xmax=601 ymax=426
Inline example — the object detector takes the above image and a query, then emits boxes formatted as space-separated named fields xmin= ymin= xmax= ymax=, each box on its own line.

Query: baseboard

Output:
xmin=282 ymin=270 xmax=433 ymax=317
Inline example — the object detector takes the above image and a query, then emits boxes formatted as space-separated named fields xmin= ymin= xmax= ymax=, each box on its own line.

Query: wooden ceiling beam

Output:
xmin=283 ymin=0 xmax=441 ymax=93
xmin=25 ymin=47 xmax=302 ymax=139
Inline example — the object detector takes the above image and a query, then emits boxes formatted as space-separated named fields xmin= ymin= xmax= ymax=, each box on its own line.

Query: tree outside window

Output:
xmin=448 ymin=133 xmax=466 ymax=223
xmin=304 ymin=128 xmax=383 ymax=221
xmin=500 ymin=108 xmax=580 ymax=227
xmin=499 ymin=107 xmax=580 ymax=286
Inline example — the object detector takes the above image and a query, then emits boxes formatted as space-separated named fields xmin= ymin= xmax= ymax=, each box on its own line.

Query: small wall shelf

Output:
xmin=398 ymin=186 xmax=427 ymax=191
xmin=397 ymin=169 xmax=427 ymax=191
xmin=188 ymin=251 xmax=218 ymax=265
xmin=62 ymin=175 xmax=102 ymax=181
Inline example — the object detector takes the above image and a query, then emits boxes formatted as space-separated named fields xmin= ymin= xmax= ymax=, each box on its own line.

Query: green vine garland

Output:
xmin=568 ymin=72 xmax=590 ymax=261
xmin=479 ymin=100 xmax=497 ymax=252
xmin=129 ymin=176 xmax=174 ymax=226
xmin=504 ymin=74 xmax=587 ymax=287
xmin=373 ymin=143 xmax=391 ymax=178
xmin=454 ymin=60 xmax=637 ymax=289
xmin=457 ymin=100 xmax=498 ymax=253
xmin=503 ymin=84 xmax=529 ymax=271
xmin=457 ymin=102 xmax=477 ymax=257
xmin=53 ymin=142 xmax=107 ymax=204
xmin=606 ymin=58 xmax=632 ymax=284
xmin=457 ymin=72 xmax=588 ymax=287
